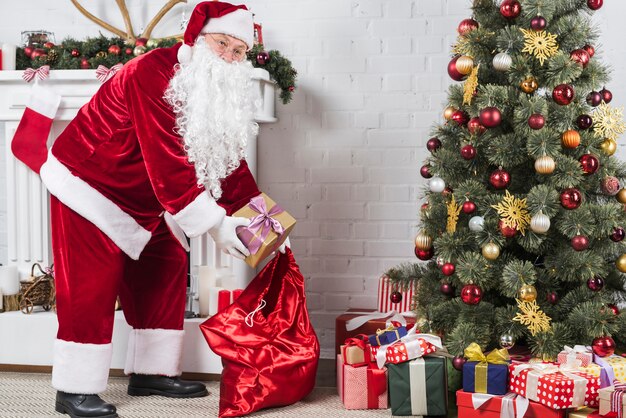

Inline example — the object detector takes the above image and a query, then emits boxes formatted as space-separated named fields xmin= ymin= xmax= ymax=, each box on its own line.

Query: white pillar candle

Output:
xmin=0 ymin=265 xmax=19 ymax=295
xmin=208 ymin=286 xmax=225 ymax=316
xmin=1 ymin=44 xmax=17 ymax=71
xmin=197 ymin=266 xmax=218 ymax=317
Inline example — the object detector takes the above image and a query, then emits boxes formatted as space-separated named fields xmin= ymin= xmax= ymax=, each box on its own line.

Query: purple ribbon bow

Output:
xmin=239 ymin=195 xmax=285 ymax=255
xmin=22 ymin=65 xmax=50 ymax=82
xmin=95 ymin=63 xmax=123 ymax=82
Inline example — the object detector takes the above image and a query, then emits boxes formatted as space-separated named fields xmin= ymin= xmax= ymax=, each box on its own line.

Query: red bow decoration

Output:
xmin=95 ymin=63 xmax=123 ymax=83
xmin=22 ymin=65 xmax=50 ymax=83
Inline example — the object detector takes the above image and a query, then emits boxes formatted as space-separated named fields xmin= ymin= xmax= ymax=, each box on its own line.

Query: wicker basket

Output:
xmin=19 ymin=263 xmax=55 ymax=314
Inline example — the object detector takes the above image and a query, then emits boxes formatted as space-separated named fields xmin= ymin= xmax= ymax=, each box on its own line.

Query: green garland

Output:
xmin=16 ymin=35 xmax=296 ymax=104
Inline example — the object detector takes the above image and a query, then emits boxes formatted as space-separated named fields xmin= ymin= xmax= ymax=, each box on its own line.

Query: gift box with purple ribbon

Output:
xmin=234 ymin=193 xmax=296 ymax=268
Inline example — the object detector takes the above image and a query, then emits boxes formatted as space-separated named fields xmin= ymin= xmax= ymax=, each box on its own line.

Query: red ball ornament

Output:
xmin=288 ymin=86 xmax=295 ymax=92
xmin=70 ymin=48 xmax=80 ymax=57
xmin=572 ymin=235 xmax=590 ymax=251
xmin=583 ymin=44 xmax=595 ymax=58
xmin=461 ymin=284 xmax=483 ymax=305
xmin=415 ymin=247 xmax=434 ymax=260
xmin=499 ymin=220 xmax=517 ymax=238
xmin=442 ymin=263 xmax=456 ymax=276
xmin=256 ymin=51 xmax=270 ymax=65
xmin=420 ymin=165 xmax=433 ymax=179
xmin=601 ymin=176 xmax=621 ymax=196
xmin=452 ymin=110 xmax=470 ymax=126
xmin=390 ymin=291 xmax=403 ymax=304
xmin=587 ymin=0 xmax=603 ymax=10
xmin=609 ymin=304 xmax=620 ymax=315
xmin=24 ymin=46 xmax=34 ymax=58
xmin=560 ymin=188 xmax=582 ymax=210
xmin=452 ymin=356 xmax=467 ymax=371
xmin=458 ymin=18 xmax=479 ymax=36
xmin=611 ymin=227 xmax=625 ymax=242
xmin=80 ymin=57 xmax=90 ymax=69
xmin=570 ymin=49 xmax=590 ymax=68
xmin=490 ymin=168 xmax=511 ymax=190
xmin=440 ymin=282 xmax=455 ymax=296
xmin=479 ymin=107 xmax=502 ymax=128
xmin=448 ymin=56 xmax=466 ymax=81
xmin=43 ymin=41 xmax=55 ymax=49
xmin=500 ymin=0 xmax=521 ymax=19
xmin=30 ymin=48 xmax=47 ymax=59
xmin=461 ymin=144 xmax=477 ymax=160
xmin=125 ymin=47 xmax=134 ymax=55
xmin=135 ymin=37 xmax=148 ymax=47
xmin=552 ymin=84 xmax=575 ymax=105
xmin=427 ymin=137 xmax=441 ymax=152
xmin=108 ymin=45 xmax=121 ymax=55
xmin=463 ymin=201 xmax=477 ymax=214
xmin=600 ymin=87 xmax=613 ymax=104
xmin=421 ymin=202 xmax=429 ymax=212
xmin=577 ymin=114 xmax=593 ymax=130
xmin=468 ymin=117 xmax=486 ymax=135
xmin=530 ymin=16 xmax=547 ymax=31
xmin=547 ymin=292 xmax=559 ymax=305
xmin=579 ymin=154 xmax=599 ymax=175
xmin=592 ymin=336 xmax=615 ymax=357
xmin=587 ymin=91 xmax=603 ymax=107
xmin=528 ymin=114 xmax=545 ymax=130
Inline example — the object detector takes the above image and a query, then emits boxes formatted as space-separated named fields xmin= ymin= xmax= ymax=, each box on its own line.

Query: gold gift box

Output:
xmin=234 ymin=193 xmax=296 ymax=268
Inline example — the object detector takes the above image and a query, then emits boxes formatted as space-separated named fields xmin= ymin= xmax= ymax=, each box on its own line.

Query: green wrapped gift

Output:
xmin=388 ymin=356 xmax=448 ymax=416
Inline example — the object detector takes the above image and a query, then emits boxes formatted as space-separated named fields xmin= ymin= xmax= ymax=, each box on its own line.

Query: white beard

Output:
xmin=164 ymin=37 xmax=259 ymax=200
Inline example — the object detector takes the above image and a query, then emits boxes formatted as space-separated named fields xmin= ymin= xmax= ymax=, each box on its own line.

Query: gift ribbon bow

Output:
xmin=95 ymin=63 xmax=123 ymax=82
xmin=612 ymin=383 xmax=626 ymax=417
xmin=344 ymin=310 xmax=412 ymax=331
xmin=464 ymin=343 xmax=510 ymax=393
xmin=512 ymin=362 xmax=588 ymax=407
xmin=240 ymin=195 xmax=285 ymax=255
xmin=375 ymin=325 xmax=443 ymax=368
xmin=22 ymin=65 xmax=50 ymax=82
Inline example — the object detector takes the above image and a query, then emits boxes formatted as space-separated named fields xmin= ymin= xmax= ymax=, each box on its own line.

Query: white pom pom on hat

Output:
xmin=177 ymin=1 xmax=254 ymax=64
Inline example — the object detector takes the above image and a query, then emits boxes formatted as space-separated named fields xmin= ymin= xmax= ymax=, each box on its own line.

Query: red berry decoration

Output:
xmin=552 ymin=84 xmax=575 ymax=105
xmin=256 ymin=51 xmax=270 ymax=65
xmin=583 ymin=44 xmax=595 ymax=58
xmin=390 ymin=291 xmax=403 ymax=304
xmin=547 ymin=292 xmax=559 ymax=305
xmin=440 ymin=282 xmax=455 ymax=296
xmin=452 ymin=110 xmax=470 ymax=126
xmin=70 ymin=48 xmax=80 ymax=57
xmin=448 ymin=56 xmax=466 ymax=81
xmin=560 ymin=188 xmax=582 ymax=210
xmin=458 ymin=18 xmax=479 ymax=36
xmin=125 ymin=47 xmax=133 ymax=55
xmin=461 ymin=144 xmax=477 ymax=160
xmin=479 ymin=107 xmax=502 ymax=128
xmin=426 ymin=137 xmax=441 ymax=152
xmin=592 ymin=336 xmax=615 ymax=357
xmin=601 ymin=176 xmax=620 ymax=196
xmin=609 ymin=304 xmax=620 ymax=315
xmin=452 ymin=356 xmax=467 ymax=371
xmin=528 ymin=114 xmax=545 ymax=130
xmin=572 ymin=235 xmax=590 ymax=251
xmin=600 ymin=87 xmax=613 ymax=104
xmin=415 ymin=247 xmax=434 ymax=260
xmin=43 ymin=41 xmax=55 ymax=49
xmin=468 ymin=117 xmax=486 ymax=135
xmin=442 ymin=263 xmax=456 ymax=276
xmin=80 ymin=57 xmax=90 ymax=69
xmin=108 ymin=45 xmax=121 ymax=55
xmin=30 ymin=48 xmax=47 ymax=59
xmin=579 ymin=154 xmax=599 ymax=175
xmin=587 ymin=0 xmax=603 ymax=10
xmin=530 ymin=16 xmax=547 ymax=31
xmin=420 ymin=165 xmax=433 ymax=179
xmin=611 ymin=227 xmax=625 ymax=242
xmin=490 ymin=168 xmax=511 ymax=189
xmin=570 ymin=49 xmax=590 ymax=68
xmin=135 ymin=37 xmax=148 ymax=47
xmin=499 ymin=220 xmax=517 ymax=238
xmin=587 ymin=91 xmax=603 ymax=107
xmin=24 ymin=46 xmax=34 ymax=57
xmin=500 ymin=0 xmax=521 ymax=19
xmin=577 ymin=114 xmax=593 ymax=130
xmin=463 ymin=201 xmax=477 ymax=214
xmin=461 ymin=284 xmax=483 ymax=305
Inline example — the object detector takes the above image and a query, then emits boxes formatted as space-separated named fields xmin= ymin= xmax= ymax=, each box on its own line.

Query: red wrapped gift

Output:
xmin=374 ymin=330 xmax=441 ymax=368
xmin=557 ymin=345 xmax=593 ymax=368
xmin=456 ymin=389 xmax=567 ymax=417
xmin=337 ymin=355 xmax=388 ymax=410
xmin=377 ymin=274 xmax=416 ymax=313
xmin=509 ymin=362 xmax=601 ymax=409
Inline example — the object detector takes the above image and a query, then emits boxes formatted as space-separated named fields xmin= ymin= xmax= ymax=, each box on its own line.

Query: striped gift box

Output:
xmin=377 ymin=275 xmax=415 ymax=313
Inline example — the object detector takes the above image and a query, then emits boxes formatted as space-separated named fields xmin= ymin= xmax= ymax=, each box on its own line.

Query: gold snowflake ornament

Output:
xmin=593 ymin=102 xmax=626 ymax=139
xmin=463 ymin=65 xmax=479 ymax=105
xmin=520 ymin=29 xmax=559 ymax=66
xmin=491 ymin=190 xmax=531 ymax=236
xmin=513 ymin=299 xmax=552 ymax=336
xmin=447 ymin=195 xmax=463 ymax=233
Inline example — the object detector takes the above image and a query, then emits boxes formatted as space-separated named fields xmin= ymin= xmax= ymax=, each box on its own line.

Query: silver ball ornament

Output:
xmin=469 ymin=216 xmax=485 ymax=232
xmin=499 ymin=333 xmax=515 ymax=349
xmin=530 ymin=212 xmax=551 ymax=234
xmin=493 ymin=52 xmax=512 ymax=72
xmin=429 ymin=177 xmax=446 ymax=193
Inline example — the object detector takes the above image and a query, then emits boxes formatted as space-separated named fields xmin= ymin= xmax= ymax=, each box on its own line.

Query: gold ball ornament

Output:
xmin=444 ymin=106 xmax=457 ymax=121
xmin=520 ymin=77 xmax=539 ymax=94
xmin=600 ymin=138 xmax=617 ymax=156
xmin=561 ymin=130 xmax=581 ymax=149
xmin=617 ymin=189 xmax=626 ymax=204
xmin=482 ymin=242 xmax=500 ymax=260
xmin=519 ymin=284 xmax=537 ymax=302
xmin=414 ymin=231 xmax=433 ymax=250
xmin=95 ymin=51 xmax=107 ymax=59
xmin=617 ymin=254 xmax=626 ymax=273
xmin=534 ymin=155 xmax=556 ymax=175
xmin=146 ymin=38 xmax=159 ymax=48
xmin=133 ymin=45 xmax=147 ymax=56
xmin=456 ymin=55 xmax=474 ymax=75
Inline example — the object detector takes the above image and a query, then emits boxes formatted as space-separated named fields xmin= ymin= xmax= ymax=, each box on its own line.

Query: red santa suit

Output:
xmin=39 ymin=42 xmax=259 ymax=394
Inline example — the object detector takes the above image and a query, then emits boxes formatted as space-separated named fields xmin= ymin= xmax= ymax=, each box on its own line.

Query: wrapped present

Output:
xmin=367 ymin=324 xmax=407 ymax=347
xmin=595 ymin=354 xmax=626 ymax=387
xmin=374 ymin=329 xmax=442 ymax=368
xmin=567 ymin=407 xmax=602 ymax=417
xmin=388 ymin=356 xmax=447 ymax=416
xmin=377 ymin=274 xmax=416 ymax=313
xmin=336 ymin=355 xmax=388 ymax=410
xmin=558 ymin=345 xmax=594 ymax=368
xmin=340 ymin=335 xmax=374 ymax=366
xmin=509 ymin=362 xmax=601 ymax=409
xmin=462 ymin=343 xmax=510 ymax=395
xmin=234 ymin=193 xmax=296 ymax=268
xmin=456 ymin=389 xmax=567 ymax=418
xmin=334 ymin=309 xmax=417 ymax=355
xmin=599 ymin=384 xmax=626 ymax=417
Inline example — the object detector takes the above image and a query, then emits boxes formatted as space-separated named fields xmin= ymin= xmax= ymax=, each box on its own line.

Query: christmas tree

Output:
xmin=389 ymin=0 xmax=626 ymax=362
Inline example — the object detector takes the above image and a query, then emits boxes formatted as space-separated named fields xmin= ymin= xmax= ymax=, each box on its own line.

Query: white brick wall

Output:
xmin=1 ymin=1 xmax=626 ymax=359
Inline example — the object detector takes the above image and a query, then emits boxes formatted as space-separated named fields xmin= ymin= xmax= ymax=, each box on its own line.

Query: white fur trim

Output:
xmin=171 ymin=191 xmax=225 ymax=237
xmin=28 ymin=83 xmax=61 ymax=119
xmin=40 ymin=151 xmax=151 ymax=260
xmin=52 ymin=339 xmax=113 ymax=394
xmin=202 ymin=8 xmax=254 ymax=49
xmin=177 ymin=43 xmax=192 ymax=64
xmin=164 ymin=211 xmax=190 ymax=251
xmin=124 ymin=329 xmax=184 ymax=376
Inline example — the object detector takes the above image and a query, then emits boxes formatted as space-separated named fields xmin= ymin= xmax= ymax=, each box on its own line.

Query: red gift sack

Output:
xmin=200 ymin=249 xmax=320 ymax=417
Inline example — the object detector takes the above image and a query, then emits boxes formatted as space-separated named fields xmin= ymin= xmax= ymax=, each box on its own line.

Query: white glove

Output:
xmin=278 ymin=237 xmax=291 ymax=254
xmin=208 ymin=216 xmax=251 ymax=260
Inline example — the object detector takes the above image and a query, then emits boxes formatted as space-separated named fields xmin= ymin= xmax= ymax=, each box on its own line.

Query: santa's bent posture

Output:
xmin=12 ymin=2 xmax=276 ymax=417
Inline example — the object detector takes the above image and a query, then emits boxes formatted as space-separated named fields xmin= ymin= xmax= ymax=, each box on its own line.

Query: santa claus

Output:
xmin=12 ymin=2 xmax=279 ymax=417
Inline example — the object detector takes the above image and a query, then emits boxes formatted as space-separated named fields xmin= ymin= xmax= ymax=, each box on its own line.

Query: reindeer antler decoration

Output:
xmin=70 ymin=0 xmax=187 ymax=41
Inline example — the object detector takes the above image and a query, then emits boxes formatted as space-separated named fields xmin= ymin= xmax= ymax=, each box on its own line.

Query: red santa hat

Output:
xmin=178 ymin=1 xmax=253 ymax=64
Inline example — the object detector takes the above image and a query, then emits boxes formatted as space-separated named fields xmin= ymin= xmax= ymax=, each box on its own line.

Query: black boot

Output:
xmin=127 ymin=374 xmax=208 ymax=398
xmin=55 ymin=391 xmax=118 ymax=418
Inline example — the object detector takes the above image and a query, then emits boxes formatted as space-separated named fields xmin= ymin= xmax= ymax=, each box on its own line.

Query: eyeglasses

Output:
xmin=206 ymin=34 xmax=247 ymax=61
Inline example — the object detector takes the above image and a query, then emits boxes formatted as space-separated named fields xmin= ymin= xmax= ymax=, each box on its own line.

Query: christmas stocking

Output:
xmin=11 ymin=81 xmax=61 ymax=174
